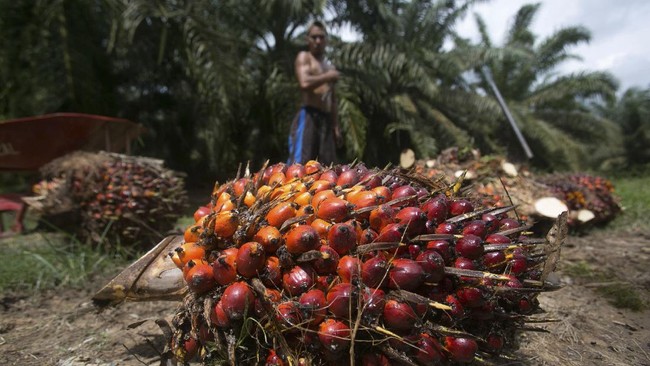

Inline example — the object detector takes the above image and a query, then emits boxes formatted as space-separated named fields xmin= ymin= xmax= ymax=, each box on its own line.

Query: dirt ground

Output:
xmin=1 ymin=229 xmax=649 ymax=366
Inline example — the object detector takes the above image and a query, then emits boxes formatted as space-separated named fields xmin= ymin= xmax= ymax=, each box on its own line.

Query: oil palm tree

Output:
xmin=470 ymin=3 xmax=621 ymax=170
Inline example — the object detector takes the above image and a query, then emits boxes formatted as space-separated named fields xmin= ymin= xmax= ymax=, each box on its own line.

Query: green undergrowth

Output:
xmin=605 ymin=173 xmax=650 ymax=232
xmin=0 ymin=231 xmax=135 ymax=293
xmin=564 ymin=261 xmax=647 ymax=311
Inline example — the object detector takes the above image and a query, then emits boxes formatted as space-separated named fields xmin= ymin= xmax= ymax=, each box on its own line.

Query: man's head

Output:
xmin=306 ymin=21 xmax=328 ymax=58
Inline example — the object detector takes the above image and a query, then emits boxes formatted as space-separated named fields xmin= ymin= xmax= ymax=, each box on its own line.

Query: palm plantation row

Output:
xmin=1 ymin=0 xmax=647 ymax=183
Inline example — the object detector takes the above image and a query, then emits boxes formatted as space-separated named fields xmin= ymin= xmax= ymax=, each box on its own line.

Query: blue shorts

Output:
xmin=288 ymin=106 xmax=337 ymax=165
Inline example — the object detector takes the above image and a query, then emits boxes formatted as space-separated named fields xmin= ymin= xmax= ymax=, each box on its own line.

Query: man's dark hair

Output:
xmin=308 ymin=20 xmax=327 ymax=35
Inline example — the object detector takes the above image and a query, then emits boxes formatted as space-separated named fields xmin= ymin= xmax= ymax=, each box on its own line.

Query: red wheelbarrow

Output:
xmin=0 ymin=113 xmax=145 ymax=235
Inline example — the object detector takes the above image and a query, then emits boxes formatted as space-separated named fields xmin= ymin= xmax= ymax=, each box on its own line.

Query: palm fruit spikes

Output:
xmin=162 ymin=160 xmax=566 ymax=365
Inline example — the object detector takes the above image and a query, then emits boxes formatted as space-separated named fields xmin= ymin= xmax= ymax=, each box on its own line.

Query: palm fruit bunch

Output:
xmin=31 ymin=151 xmax=188 ymax=246
xmin=540 ymin=173 xmax=621 ymax=226
xmin=164 ymin=160 xmax=562 ymax=365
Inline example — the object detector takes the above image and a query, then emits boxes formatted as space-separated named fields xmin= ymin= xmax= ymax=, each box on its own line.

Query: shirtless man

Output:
xmin=288 ymin=21 xmax=341 ymax=165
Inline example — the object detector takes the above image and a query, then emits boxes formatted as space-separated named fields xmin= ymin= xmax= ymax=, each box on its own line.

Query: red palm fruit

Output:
xmin=311 ymin=189 xmax=336 ymax=209
xmin=232 ymin=177 xmax=251 ymax=197
xmin=368 ymin=204 xmax=396 ymax=232
xmin=261 ymin=256 xmax=282 ymax=287
xmin=390 ymin=185 xmax=418 ymax=207
xmin=193 ymin=205 xmax=211 ymax=222
xmin=395 ymin=206 xmax=428 ymax=236
xmin=498 ymin=217 xmax=520 ymax=231
xmin=375 ymin=222 xmax=407 ymax=243
xmin=482 ymin=251 xmax=507 ymax=271
xmin=182 ymin=258 xmax=208 ymax=277
xmin=175 ymin=336 xmax=199 ymax=362
xmin=283 ymin=265 xmax=316 ymax=296
xmin=304 ymin=160 xmax=323 ymax=175
xmin=318 ymin=319 xmax=350 ymax=354
xmin=360 ymin=227 xmax=378 ymax=244
xmin=485 ymin=333 xmax=505 ymax=353
xmin=276 ymin=301 xmax=302 ymax=329
xmin=421 ymin=194 xmax=449 ymax=224
xmin=449 ymin=199 xmax=474 ymax=216
xmin=444 ymin=337 xmax=478 ymax=363
xmin=319 ymin=169 xmax=338 ymax=184
xmin=337 ymin=255 xmax=361 ymax=283
xmin=336 ymin=169 xmax=360 ymax=188
xmin=285 ymin=163 xmax=306 ymax=180
xmin=214 ymin=211 xmax=239 ymax=238
xmin=485 ymin=233 xmax=511 ymax=244
xmin=313 ymin=245 xmax=340 ymax=275
xmin=263 ymin=163 xmax=287 ymax=184
xmin=212 ymin=247 xmax=238 ymax=285
xmin=508 ymin=257 xmax=528 ymax=275
xmin=456 ymin=287 xmax=485 ymax=308
xmin=210 ymin=300 xmax=231 ymax=328
xmin=315 ymin=274 xmax=339 ymax=291
xmin=284 ymin=224 xmax=320 ymax=255
xmin=416 ymin=250 xmax=445 ymax=283
xmin=170 ymin=242 xmax=206 ymax=269
xmin=268 ymin=171 xmax=286 ymax=186
xmin=413 ymin=333 xmax=444 ymax=365
xmin=454 ymin=257 xmax=477 ymax=270
xmin=361 ymin=255 xmax=389 ymax=289
xmin=359 ymin=171 xmax=382 ymax=189
xmin=382 ymin=299 xmax=417 ymax=332
xmin=184 ymin=261 xmax=216 ymax=293
xmin=327 ymin=222 xmax=357 ymax=255
xmin=444 ymin=294 xmax=465 ymax=320
xmin=362 ymin=287 xmax=386 ymax=317
xmin=309 ymin=180 xmax=335 ymax=194
xmin=326 ymin=283 xmax=353 ymax=318
xmin=236 ymin=242 xmax=266 ymax=278
xmin=253 ymin=226 xmax=283 ymax=253
xmin=266 ymin=349 xmax=285 ymax=366
xmin=299 ymin=289 xmax=327 ymax=326
xmin=266 ymin=201 xmax=297 ymax=228
xmin=462 ymin=220 xmax=487 ymax=238
xmin=183 ymin=223 xmax=203 ymax=243
xmin=455 ymin=234 xmax=484 ymax=259
xmin=481 ymin=213 xmax=500 ymax=233
xmin=316 ymin=197 xmax=352 ymax=222
xmin=310 ymin=218 xmax=333 ymax=238
xmin=426 ymin=240 xmax=453 ymax=264
xmin=221 ymin=281 xmax=255 ymax=320
xmin=435 ymin=222 xmax=457 ymax=234
xmin=389 ymin=258 xmax=424 ymax=291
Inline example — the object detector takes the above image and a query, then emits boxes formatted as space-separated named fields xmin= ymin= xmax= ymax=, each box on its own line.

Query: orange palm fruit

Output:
xmin=170 ymin=242 xmax=206 ymax=269
xmin=284 ymin=224 xmax=320 ymax=255
xmin=311 ymin=218 xmax=333 ymax=238
xmin=184 ymin=223 xmax=204 ymax=243
xmin=214 ymin=211 xmax=239 ymax=238
xmin=309 ymin=180 xmax=335 ymax=194
xmin=293 ymin=191 xmax=313 ymax=207
xmin=316 ymin=197 xmax=352 ymax=222
xmin=253 ymin=226 xmax=283 ymax=253
xmin=312 ymin=189 xmax=336 ymax=210
xmin=265 ymin=201 xmax=297 ymax=228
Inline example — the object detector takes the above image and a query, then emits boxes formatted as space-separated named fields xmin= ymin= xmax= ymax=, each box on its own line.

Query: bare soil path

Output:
xmin=1 ymin=230 xmax=648 ymax=366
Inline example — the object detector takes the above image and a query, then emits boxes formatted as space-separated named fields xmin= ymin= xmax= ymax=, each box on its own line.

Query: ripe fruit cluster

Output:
xmin=541 ymin=173 xmax=621 ymax=225
xmin=32 ymin=151 xmax=188 ymax=246
xmin=167 ymin=161 xmax=559 ymax=365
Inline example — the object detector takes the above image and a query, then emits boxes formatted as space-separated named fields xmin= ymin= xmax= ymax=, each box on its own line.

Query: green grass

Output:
xmin=606 ymin=174 xmax=650 ymax=232
xmin=0 ymin=231 xmax=135 ymax=293
xmin=564 ymin=261 xmax=647 ymax=311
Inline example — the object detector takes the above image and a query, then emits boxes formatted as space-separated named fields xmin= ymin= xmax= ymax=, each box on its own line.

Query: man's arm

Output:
xmin=295 ymin=52 xmax=339 ymax=91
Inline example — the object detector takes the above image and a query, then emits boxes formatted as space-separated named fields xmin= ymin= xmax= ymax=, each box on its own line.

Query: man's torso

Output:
xmin=300 ymin=51 xmax=334 ymax=113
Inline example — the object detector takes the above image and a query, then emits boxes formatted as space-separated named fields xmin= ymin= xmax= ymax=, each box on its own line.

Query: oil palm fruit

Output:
xmin=163 ymin=161 xmax=566 ymax=365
